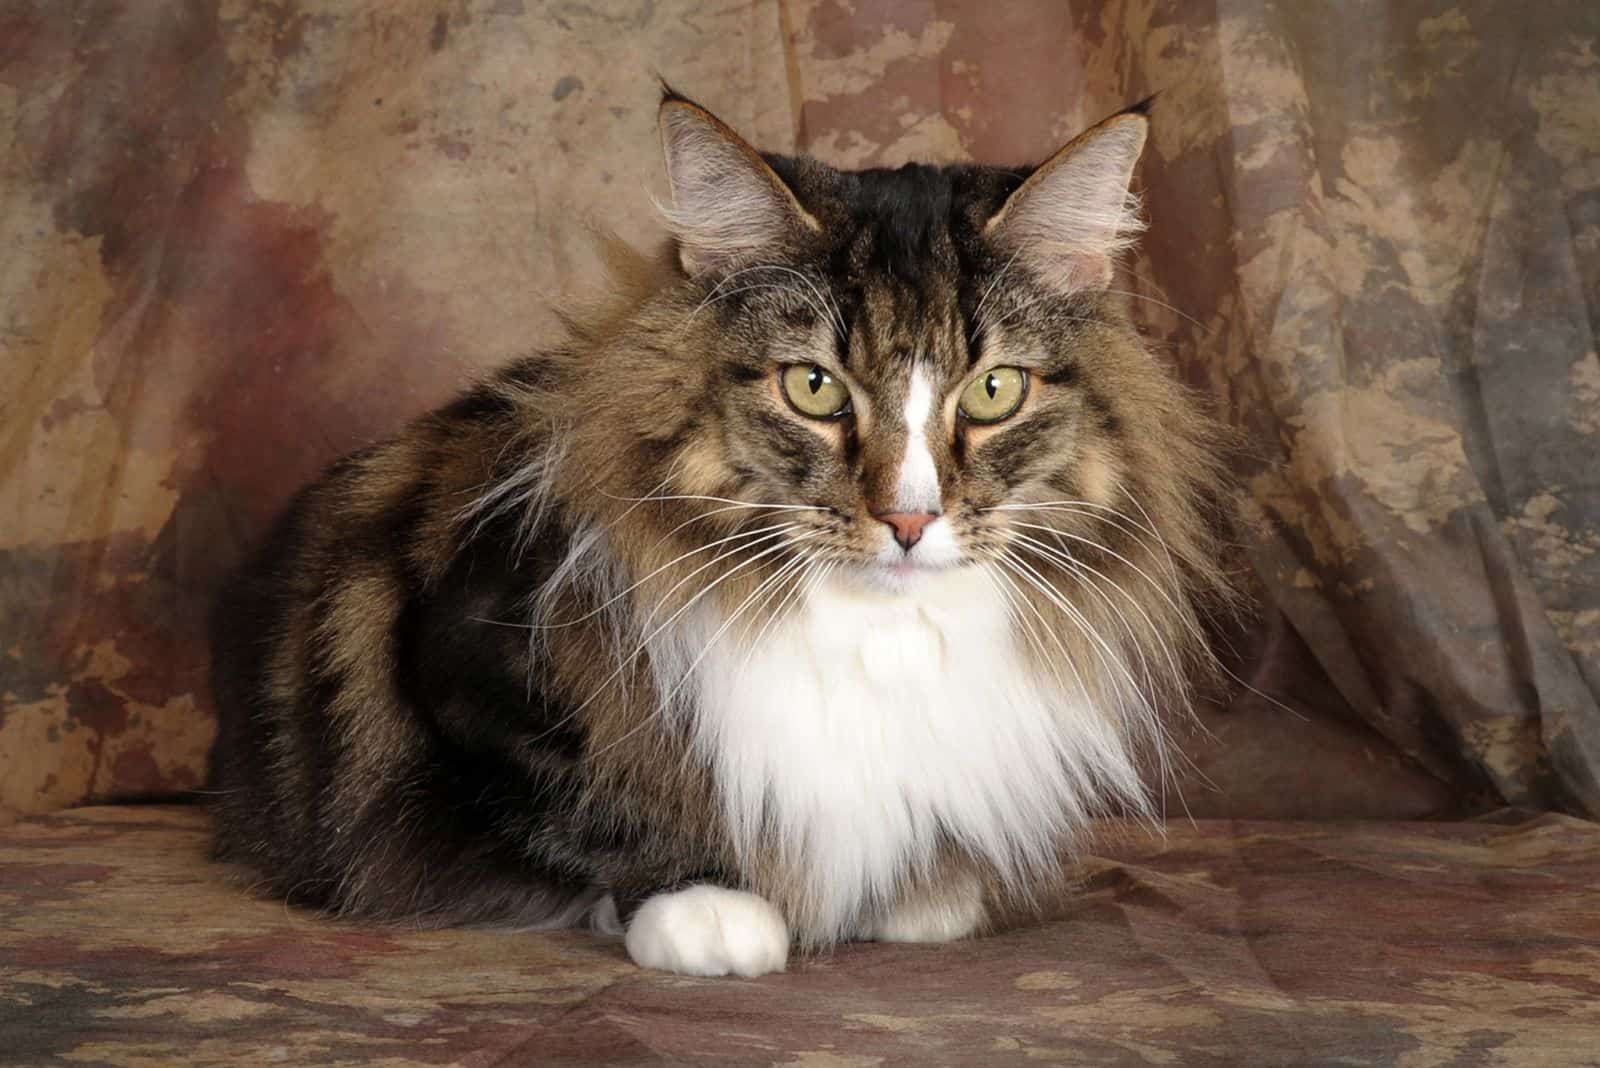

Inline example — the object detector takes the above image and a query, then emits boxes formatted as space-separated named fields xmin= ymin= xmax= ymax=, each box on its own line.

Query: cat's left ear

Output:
xmin=985 ymin=107 xmax=1149 ymax=293
xmin=658 ymin=91 xmax=819 ymax=276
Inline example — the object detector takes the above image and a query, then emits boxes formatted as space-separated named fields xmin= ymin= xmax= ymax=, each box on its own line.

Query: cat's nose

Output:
xmin=875 ymin=510 xmax=940 ymax=551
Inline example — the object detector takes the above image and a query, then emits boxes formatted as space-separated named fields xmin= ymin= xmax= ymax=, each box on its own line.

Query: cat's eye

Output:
xmin=959 ymin=367 xmax=1028 ymax=423
xmin=781 ymin=364 xmax=852 ymax=419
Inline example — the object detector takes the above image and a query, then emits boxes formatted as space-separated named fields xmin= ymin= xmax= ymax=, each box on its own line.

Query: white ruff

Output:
xmin=657 ymin=563 xmax=1146 ymax=943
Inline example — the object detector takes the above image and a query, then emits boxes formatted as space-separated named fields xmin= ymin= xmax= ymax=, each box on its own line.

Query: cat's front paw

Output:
xmin=624 ymin=885 xmax=789 ymax=977
xmin=869 ymin=873 xmax=986 ymax=943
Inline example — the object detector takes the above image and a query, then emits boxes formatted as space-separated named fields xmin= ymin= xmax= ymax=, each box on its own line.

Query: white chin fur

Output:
xmin=654 ymin=563 xmax=1147 ymax=944
xmin=624 ymin=885 xmax=790 ymax=977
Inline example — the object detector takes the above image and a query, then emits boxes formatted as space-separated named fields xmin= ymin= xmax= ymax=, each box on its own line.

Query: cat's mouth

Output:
xmin=850 ymin=550 xmax=968 ymax=594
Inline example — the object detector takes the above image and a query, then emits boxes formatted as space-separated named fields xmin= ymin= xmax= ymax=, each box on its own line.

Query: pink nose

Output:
xmin=875 ymin=511 xmax=939 ymax=551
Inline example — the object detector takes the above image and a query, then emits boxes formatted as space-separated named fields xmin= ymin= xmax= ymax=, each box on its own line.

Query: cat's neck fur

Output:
xmin=651 ymin=563 xmax=1145 ymax=944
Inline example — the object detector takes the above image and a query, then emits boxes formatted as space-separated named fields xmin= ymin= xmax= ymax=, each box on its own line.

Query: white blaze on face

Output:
xmin=894 ymin=367 xmax=941 ymax=513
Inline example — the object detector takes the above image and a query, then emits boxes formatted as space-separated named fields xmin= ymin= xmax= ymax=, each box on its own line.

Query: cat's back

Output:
xmin=205 ymin=369 xmax=557 ymax=896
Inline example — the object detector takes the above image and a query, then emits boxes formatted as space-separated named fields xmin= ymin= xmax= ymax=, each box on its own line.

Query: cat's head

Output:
xmin=523 ymin=89 xmax=1231 ymax=681
xmin=577 ymin=89 xmax=1213 ymax=595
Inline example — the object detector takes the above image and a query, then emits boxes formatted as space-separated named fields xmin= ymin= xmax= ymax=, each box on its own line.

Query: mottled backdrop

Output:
xmin=2 ymin=0 xmax=1597 ymax=820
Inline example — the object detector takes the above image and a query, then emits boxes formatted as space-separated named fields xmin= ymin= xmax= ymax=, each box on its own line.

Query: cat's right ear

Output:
xmin=984 ymin=106 xmax=1149 ymax=294
xmin=658 ymin=92 xmax=819 ymax=276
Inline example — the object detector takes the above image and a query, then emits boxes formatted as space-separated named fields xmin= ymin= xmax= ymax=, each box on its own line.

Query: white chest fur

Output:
xmin=666 ymin=564 xmax=1141 ymax=942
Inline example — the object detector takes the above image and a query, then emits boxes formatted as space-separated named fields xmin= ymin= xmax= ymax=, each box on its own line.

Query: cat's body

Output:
xmin=209 ymin=91 xmax=1234 ymax=976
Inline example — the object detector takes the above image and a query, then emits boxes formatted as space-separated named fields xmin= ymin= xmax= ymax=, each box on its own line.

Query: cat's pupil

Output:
xmin=985 ymin=374 xmax=999 ymax=399
xmin=808 ymin=368 xmax=825 ymax=394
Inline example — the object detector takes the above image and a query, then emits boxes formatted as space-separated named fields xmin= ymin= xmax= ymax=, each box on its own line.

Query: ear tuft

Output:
xmin=986 ymin=112 xmax=1149 ymax=293
xmin=658 ymin=96 xmax=815 ymax=276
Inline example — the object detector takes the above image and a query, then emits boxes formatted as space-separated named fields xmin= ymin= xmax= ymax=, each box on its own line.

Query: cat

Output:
xmin=207 ymin=88 xmax=1235 ymax=978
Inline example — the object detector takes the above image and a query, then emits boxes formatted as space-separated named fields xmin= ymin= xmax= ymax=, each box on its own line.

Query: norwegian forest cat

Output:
xmin=208 ymin=90 xmax=1234 ymax=977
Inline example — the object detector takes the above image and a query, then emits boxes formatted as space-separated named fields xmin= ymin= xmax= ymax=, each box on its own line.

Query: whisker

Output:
xmin=1011 ymin=533 xmax=1159 ymax=683
xmin=729 ymin=551 xmax=815 ymax=653
xmin=972 ymin=247 xmax=1026 ymax=339
xmin=1116 ymin=490 xmax=1189 ymax=593
xmin=687 ymin=282 xmax=829 ymax=330
xmin=980 ymin=561 xmax=1082 ymax=702
xmin=1010 ymin=521 xmax=1197 ymax=640
xmin=597 ymin=490 xmax=827 ymax=512
xmin=630 ymin=523 xmax=807 ymax=634
xmin=504 ymin=521 xmax=805 ymax=631
xmin=1103 ymin=287 xmax=1209 ymax=334
xmin=1009 ymin=530 xmax=1183 ymax=691
xmin=686 ymin=263 xmax=846 ymax=341
xmin=734 ymin=551 xmax=831 ymax=668
xmin=986 ymin=547 xmax=1154 ymax=727
xmin=572 ymin=531 xmax=812 ymax=725
xmin=517 ymin=529 xmax=811 ymax=745
xmin=983 ymin=499 xmax=1174 ymax=571
xmin=982 ymin=550 xmax=1160 ymax=825
xmin=754 ymin=264 xmax=849 ymax=341
xmin=584 ymin=534 xmax=820 ymax=761
xmin=657 ymin=549 xmax=815 ymax=707
xmin=981 ymin=550 xmax=1108 ymax=710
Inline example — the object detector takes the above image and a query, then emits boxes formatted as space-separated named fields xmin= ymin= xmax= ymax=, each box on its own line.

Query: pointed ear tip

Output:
xmin=659 ymin=95 xmax=693 ymax=121
xmin=659 ymin=97 xmax=712 ymax=147
xmin=658 ymin=85 xmax=710 ymax=128
xmin=1096 ymin=112 xmax=1150 ymax=156
xmin=1107 ymin=111 xmax=1150 ymax=136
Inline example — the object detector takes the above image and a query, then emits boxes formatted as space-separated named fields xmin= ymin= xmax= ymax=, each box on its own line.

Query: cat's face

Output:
xmin=652 ymin=94 xmax=1157 ymax=592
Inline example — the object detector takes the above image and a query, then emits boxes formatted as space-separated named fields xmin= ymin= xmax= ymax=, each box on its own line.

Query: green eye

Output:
xmin=781 ymin=364 xmax=852 ymax=419
xmin=959 ymin=367 xmax=1028 ymax=423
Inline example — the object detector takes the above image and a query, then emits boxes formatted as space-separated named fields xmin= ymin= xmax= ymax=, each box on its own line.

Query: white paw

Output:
xmin=870 ymin=876 xmax=986 ymax=943
xmin=624 ymin=885 xmax=789 ymax=977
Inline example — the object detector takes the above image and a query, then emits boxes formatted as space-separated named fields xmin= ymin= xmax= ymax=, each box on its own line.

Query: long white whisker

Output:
xmin=987 ymin=547 xmax=1154 ymax=727
xmin=1009 ymin=530 xmax=1183 ymax=692
xmin=981 ymin=550 xmax=1102 ymax=710
xmin=1010 ymin=521 xmax=1198 ymax=642
xmin=598 ymin=491 xmax=827 ymax=512
xmin=981 ymin=561 xmax=1081 ymax=702
xmin=730 ymin=551 xmax=815 ymax=653
xmin=972 ymin=247 xmax=1025 ymax=338
xmin=1115 ymin=489 xmax=1188 ymax=592
xmin=734 ymin=551 xmax=828 ymax=669
xmin=572 ymin=532 xmax=812 ymax=725
xmin=983 ymin=549 xmax=1158 ymax=822
xmin=516 ymin=529 xmax=810 ymax=747
xmin=1011 ymin=532 xmax=1157 ymax=680
xmin=993 ymin=545 xmax=1181 ymax=820
xmin=584 ymin=534 xmax=818 ymax=761
xmin=506 ymin=521 xmax=804 ymax=631
xmin=1017 ymin=526 xmax=1211 ymax=822
xmin=979 ymin=295 xmax=1105 ymax=338
xmin=1103 ymin=287 xmax=1209 ymax=334
xmin=632 ymin=523 xmax=804 ymax=633
xmin=687 ymin=264 xmax=846 ymax=340
xmin=983 ymin=499 xmax=1176 ymax=580
xmin=657 ymin=548 xmax=817 ymax=709
xmin=687 ymin=282 xmax=829 ymax=330
xmin=756 ymin=264 xmax=848 ymax=340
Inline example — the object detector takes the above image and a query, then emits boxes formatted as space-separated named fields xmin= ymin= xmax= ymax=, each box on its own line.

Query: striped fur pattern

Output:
xmin=208 ymin=91 xmax=1236 ymax=975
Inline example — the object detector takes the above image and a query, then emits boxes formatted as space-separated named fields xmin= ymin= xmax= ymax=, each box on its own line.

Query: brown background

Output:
xmin=3 ymin=0 xmax=1598 ymax=822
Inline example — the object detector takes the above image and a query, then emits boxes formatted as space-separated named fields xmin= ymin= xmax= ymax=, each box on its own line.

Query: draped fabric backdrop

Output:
xmin=3 ymin=0 xmax=1598 ymax=821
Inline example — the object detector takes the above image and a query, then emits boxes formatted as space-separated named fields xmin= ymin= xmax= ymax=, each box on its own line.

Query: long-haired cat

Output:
xmin=208 ymin=89 xmax=1234 ymax=977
